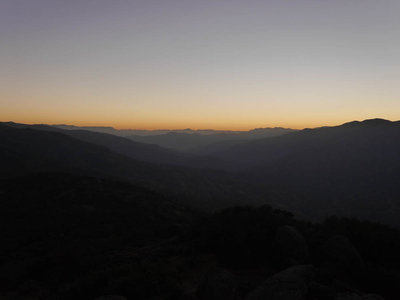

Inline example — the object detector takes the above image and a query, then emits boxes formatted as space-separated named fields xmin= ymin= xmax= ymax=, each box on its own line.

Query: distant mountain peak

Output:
xmin=361 ymin=118 xmax=393 ymax=124
xmin=342 ymin=118 xmax=394 ymax=128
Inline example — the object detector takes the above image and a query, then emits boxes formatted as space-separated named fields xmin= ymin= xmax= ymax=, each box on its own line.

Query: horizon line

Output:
xmin=2 ymin=118 xmax=398 ymax=132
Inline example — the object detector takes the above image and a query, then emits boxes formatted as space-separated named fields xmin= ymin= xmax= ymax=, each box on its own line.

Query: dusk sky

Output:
xmin=1 ymin=0 xmax=400 ymax=129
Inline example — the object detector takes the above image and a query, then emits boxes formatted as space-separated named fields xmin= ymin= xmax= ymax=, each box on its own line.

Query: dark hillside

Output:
xmin=1 ymin=175 xmax=399 ymax=299
xmin=2 ymin=122 xmax=188 ymax=166
xmin=212 ymin=119 xmax=400 ymax=225
xmin=0 ymin=124 xmax=268 ymax=211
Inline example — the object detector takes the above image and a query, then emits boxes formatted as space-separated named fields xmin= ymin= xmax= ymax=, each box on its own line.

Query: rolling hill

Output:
xmin=211 ymin=119 xmax=400 ymax=225
xmin=2 ymin=122 xmax=188 ymax=166
xmin=127 ymin=127 xmax=296 ymax=152
xmin=0 ymin=123 xmax=267 ymax=211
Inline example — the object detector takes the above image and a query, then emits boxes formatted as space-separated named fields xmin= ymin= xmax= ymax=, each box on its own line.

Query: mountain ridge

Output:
xmin=206 ymin=118 xmax=400 ymax=225
xmin=0 ymin=123 xmax=269 ymax=211
xmin=51 ymin=123 xmax=296 ymax=136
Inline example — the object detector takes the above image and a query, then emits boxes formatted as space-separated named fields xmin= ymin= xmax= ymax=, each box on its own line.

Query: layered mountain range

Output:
xmin=2 ymin=118 xmax=399 ymax=225
xmin=1 ymin=118 xmax=400 ymax=299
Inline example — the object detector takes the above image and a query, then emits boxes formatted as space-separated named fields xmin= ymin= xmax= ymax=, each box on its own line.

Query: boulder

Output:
xmin=246 ymin=265 xmax=315 ymax=300
xmin=276 ymin=225 xmax=309 ymax=266
xmin=336 ymin=293 xmax=363 ymax=300
xmin=363 ymin=295 xmax=385 ymax=300
xmin=322 ymin=235 xmax=365 ymax=277
xmin=336 ymin=293 xmax=384 ymax=300
xmin=95 ymin=296 xmax=127 ymax=300
xmin=196 ymin=268 xmax=237 ymax=300
xmin=308 ymin=281 xmax=335 ymax=300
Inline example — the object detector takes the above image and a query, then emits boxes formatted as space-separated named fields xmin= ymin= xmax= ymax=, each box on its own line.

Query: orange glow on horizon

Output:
xmin=1 ymin=115 xmax=398 ymax=131
xmin=2 ymin=0 xmax=400 ymax=135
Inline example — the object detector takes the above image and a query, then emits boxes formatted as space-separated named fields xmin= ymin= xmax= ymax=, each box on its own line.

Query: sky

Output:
xmin=1 ymin=0 xmax=400 ymax=130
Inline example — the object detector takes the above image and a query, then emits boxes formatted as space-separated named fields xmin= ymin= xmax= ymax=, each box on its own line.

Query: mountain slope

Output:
xmin=0 ymin=123 xmax=267 ymax=211
xmin=128 ymin=127 xmax=296 ymax=152
xmin=0 ymin=174 xmax=192 ymax=298
xmin=2 ymin=122 xmax=189 ymax=166
xmin=214 ymin=118 xmax=400 ymax=169
xmin=0 ymin=173 xmax=190 ymax=250
xmin=211 ymin=119 xmax=400 ymax=225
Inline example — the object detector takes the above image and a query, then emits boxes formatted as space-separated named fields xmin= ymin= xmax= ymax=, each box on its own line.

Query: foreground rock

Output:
xmin=322 ymin=235 xmax=365 ymax=277
xmin=246 ymin=265 xmax=315 ymax=300
xmin=95 ymin=296 xmax=127 ymax=300
xmin=196 ymin=268 xmax=237 ymax=300
xmin=276 ymin=225 xmax=309 ymax=266
xmin=336 ymin=293 xmax=384 ymax=300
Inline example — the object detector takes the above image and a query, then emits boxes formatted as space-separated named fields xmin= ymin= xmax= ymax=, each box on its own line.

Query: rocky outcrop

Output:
xmin=196 ymin=268 xmax=237 ymax=300
xmin=322 ymin=235 xmax=365 ymax=277
xmin=95 ymin=296 xmax=127 ymax=300
xmin=276 ymin=225 xmax=309 ymax=266
xmin=336 ymin=293 xmax=384 ymax=300
xmin=246 ymin=265 xmax=315 ymax=300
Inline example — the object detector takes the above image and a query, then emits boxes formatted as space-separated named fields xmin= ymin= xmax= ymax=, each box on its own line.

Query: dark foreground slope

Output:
xmin=0 ymin=174 xmax=191 ymax=299
xmin=211 ymin=119 xmax=400 ymax=225
xmin=1 ymin=174 xmax=399 ymax=299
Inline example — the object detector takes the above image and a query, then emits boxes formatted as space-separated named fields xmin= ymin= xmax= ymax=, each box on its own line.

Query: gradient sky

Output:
xmin=1 ymin=0 xmax=400 ymax=129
